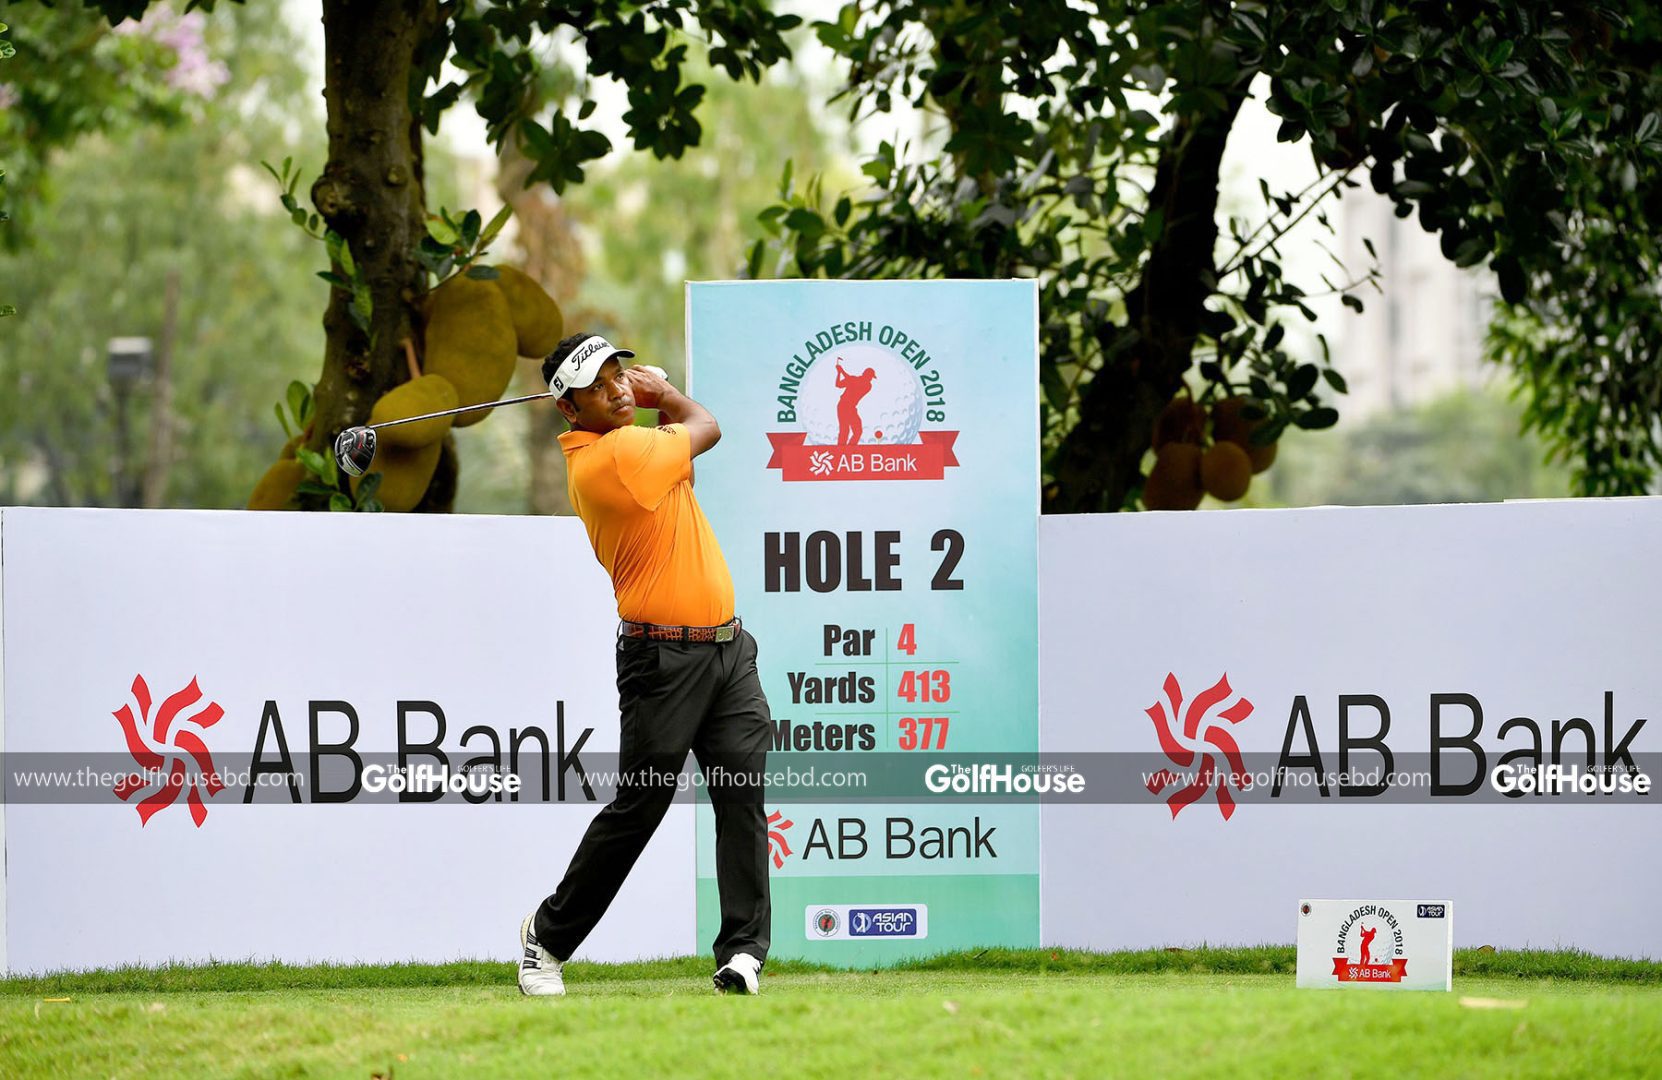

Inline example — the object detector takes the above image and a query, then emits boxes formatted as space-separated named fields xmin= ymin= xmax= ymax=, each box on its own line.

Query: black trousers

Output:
xmin=535 ymin=628 xmax=773 ymax=966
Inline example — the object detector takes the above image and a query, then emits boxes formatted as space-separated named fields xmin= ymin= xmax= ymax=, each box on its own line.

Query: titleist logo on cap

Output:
xmin=550 ymin=335 xmax=632 ymax=395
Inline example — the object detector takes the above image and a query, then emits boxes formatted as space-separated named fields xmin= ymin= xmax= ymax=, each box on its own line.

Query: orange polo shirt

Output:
xmin=559 ymin=423 xmax=736 ymax=627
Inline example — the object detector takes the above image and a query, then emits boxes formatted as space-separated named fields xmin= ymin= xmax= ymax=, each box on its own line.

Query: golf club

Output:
xmin=333 ymin=365 xmax=668 ymax=476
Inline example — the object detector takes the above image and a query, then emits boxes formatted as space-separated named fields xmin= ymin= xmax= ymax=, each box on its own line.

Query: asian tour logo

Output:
xmin=111 ymin=674 xmax=225 ymax=827
xmin=1144 ymin=672 xmax=1253 ymax=821
xmin=850 ymin=907 xmax=921 ymax=937
xmin=768 ymin=322 xmax=958 ymax=481
xmin=806 ymin=904 xmax=928 ymax=941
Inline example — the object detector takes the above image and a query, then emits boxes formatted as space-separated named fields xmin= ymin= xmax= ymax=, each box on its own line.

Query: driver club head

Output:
xmin=334 ymin=426 xmax=377 ymax=477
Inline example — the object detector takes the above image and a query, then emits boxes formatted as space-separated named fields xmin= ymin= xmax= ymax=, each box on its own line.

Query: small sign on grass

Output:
xmin=1296 ymin=899 xmax=1453 ymax=991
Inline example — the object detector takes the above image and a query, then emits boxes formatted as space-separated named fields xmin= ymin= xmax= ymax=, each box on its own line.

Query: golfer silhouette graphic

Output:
xmin=1359 ymin=925 xmax=1378 ymax=965
xmin=834 ymin=360 xmax=877 ymax=446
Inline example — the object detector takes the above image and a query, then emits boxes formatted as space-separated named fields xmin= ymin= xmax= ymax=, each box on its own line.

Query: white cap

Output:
xmin=548 ymin=335 xmax=636 ymax=396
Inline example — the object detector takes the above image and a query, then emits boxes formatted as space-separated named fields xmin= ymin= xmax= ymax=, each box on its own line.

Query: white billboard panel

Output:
xmin=1041 ymin=500 xmax=1662 ymax=959
xmin=0 ymin=507 xmax=695 ymax=974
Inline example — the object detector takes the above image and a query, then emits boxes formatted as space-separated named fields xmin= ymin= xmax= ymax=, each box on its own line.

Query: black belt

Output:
xmin=619 ymin=617 xmax=741 ymax=643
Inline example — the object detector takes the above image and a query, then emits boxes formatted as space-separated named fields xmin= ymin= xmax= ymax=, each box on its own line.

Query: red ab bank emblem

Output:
xmin=1144 ymin=672 xmax=1253 ymax=821
xmin=112 ymin=674 xmax=225 ymax=827
xmin=767 ymin=809 xmax=795 ymax=868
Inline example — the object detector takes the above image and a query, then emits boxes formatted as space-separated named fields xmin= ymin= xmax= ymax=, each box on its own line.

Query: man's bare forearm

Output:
xmin=656 ymin=387 xmax=721 ymax=457
xmin=656 ymin=387 xmax=715 ymax=427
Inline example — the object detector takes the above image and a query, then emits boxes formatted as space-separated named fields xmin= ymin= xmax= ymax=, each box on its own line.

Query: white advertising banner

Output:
xmin=6 ymin=497 xmax=1658 ymax=973
xmin=0 ymin=507 xmax=695 ymax=974
xmin=1041 ymin=499 xmax=1662 ymax=960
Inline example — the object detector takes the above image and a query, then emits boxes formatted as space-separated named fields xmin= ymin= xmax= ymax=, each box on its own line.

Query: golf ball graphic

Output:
xmin=799 ymin=343 xmax=924 ymax=446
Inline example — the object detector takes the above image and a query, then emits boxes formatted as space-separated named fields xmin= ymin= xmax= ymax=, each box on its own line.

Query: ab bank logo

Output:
xmin=767 ymin=323 xmax=959 ymax=482
xmin=111 ymin=674 xmax=226 ymax=828
xmin=767 ymin=809 xmax=795 ymax=868
xmin=1144 ymin=672 xmax=1254 ymax=821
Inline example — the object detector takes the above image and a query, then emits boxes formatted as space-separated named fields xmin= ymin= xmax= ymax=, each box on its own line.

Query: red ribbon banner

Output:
xmin=1331 ymin=957 xmax=1409 ymax=983
xmin=765 ymin=432 xmax=960 ymax=481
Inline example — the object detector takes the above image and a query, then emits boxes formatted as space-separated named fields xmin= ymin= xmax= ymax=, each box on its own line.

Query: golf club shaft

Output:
xmin=366 ymin=391 xmax=555 ymax=431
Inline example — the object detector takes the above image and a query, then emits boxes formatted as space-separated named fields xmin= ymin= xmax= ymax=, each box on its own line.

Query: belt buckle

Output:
xmin=715 ymin=623 xmax=736 ymax=643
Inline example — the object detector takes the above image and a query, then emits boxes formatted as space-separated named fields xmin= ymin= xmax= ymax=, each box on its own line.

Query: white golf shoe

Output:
xmin=518 ymin=912 xmax=566 ymax=997
xmin=713 ymin=952 xmax=763 ymax=995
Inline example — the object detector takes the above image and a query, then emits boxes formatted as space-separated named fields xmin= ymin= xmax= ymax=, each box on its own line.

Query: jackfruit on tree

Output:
xmin=1143 ymin=443 xmax=1205 ymax=511
xmin=422 ymin=275 xmax=517 ymax=426
xmin=492 ymin=265 xmax=564 ymax=359
xmin=354 ymin=438 xmax=444 ymax=513
xmin=1201 ymin=441 xmax=1253 ymax=502
xmin=1211 ymin=395 xmax=1279 ymax=474
xmin=370 ymin=373 xmax=460 ymax=450
xmin=1152 ymin=397 xmax=1205 ymax=450
xmin=247 ymin=459 xmax=306 ymax=510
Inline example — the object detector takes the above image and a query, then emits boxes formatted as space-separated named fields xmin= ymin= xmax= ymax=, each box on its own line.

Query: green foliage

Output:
xmin=446 ymin=51 xmax=845 ymax=516
xmin=1252 ymin=388 xmax=1574 ymax=508
xmin=0 ymin=171 xmax=12 ymax=313
xmin=274 ymin=378 xmax=313 ymax=440
xmin=258 ymin=160 xmax=512 ymax=346
xmin=1480 ymin=8 xmax=1662 ymax=496
xmin=1 ymin=20 xmax=13 ymax=317
xmin=275 ymin=380 xmax=381 ymax=512
xmin=8 ymin=0 xmax=810 ymax=513
xmin=760 ymin=1 xmax=1375 ymax=507
xmin=428 ymin=0 xmax=802 ymax=193
xmin=569 ymin=55 xmax=849 ymax=387
xmin=258 ymin=157 xmax=378 ymax=340
xmin=418 ymin=203 xmax=512 ymax=287
xmin=0 ymin=2 xmax=239 ymax=239
xmin=294 ymin=449 xmax=381 ymax=514
xmin=761 ymin=0 xmax=1662 ymax=508
xmin=0 ymin=0 xmax=325 ymax=508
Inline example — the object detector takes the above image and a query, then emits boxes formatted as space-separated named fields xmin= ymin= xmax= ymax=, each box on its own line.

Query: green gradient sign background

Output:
xmin=687 ymin=280 xmax=1040 ymax=966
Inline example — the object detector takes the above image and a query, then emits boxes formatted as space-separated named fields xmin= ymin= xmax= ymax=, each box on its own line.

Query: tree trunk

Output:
xmin=306 ymin=0 xmax=437 ymax=499
xmin=494 ymin=138 xmax=595 ymax=516
xmin=141 ymin=268 xmax=179 ymax=508
xmin=1045 ymin=94 xmax=1247 ymax=514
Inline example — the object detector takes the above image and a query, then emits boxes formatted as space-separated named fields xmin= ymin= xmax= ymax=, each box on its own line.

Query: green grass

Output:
xmin=3 ymin=948 xmax=1659 ymax=1079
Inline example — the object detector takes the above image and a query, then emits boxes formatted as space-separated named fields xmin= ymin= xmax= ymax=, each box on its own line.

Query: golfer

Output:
xmin=519 ymin=332 xmax=772 ymax=996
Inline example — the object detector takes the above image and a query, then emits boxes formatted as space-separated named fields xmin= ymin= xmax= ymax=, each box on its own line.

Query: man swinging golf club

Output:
xmin=519 ymin=332 xmax=772 ymax=997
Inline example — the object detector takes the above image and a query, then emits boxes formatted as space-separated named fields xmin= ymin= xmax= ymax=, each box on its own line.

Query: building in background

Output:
xmin=1336 ymin=190 xmax=1495 ymax=418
